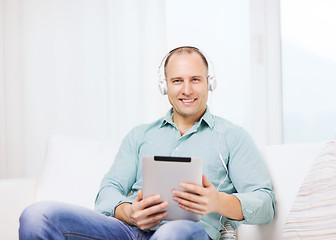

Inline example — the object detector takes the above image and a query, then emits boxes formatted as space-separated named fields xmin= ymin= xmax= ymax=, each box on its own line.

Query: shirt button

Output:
xmin=176 ymin=147 xmax=179 ymax=151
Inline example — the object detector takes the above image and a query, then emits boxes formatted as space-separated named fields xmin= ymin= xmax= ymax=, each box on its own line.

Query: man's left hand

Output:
xmin=172 ymin=174 xmax=219 ymax=215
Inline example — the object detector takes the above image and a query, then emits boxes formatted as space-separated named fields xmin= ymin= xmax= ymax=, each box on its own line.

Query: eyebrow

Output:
xmin=169 ymin=77 xmax=182 ymax=81
xmin=169 ymin=75 xmax=204 ymax=80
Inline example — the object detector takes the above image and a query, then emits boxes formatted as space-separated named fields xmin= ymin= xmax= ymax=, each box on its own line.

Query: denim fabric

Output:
xmin=19 ymin=201 xmax=210 ymax=240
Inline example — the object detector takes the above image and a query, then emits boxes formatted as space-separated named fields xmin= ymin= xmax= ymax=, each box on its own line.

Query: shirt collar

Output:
xmin=160 ymin=108 xmax=174 ymax=127
xmin=200 ymin=107 xmax=215 ymax=129
xmin=160 ymin=106 xmax=215 ymax=129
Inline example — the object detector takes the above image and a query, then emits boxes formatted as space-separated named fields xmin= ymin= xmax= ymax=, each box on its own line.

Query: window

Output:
xmin=281 ymin=0 xmax=336 ymax=143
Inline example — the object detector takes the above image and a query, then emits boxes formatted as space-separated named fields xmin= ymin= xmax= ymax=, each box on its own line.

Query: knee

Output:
xmin=19 ymin=201 xmax=61 ymax=239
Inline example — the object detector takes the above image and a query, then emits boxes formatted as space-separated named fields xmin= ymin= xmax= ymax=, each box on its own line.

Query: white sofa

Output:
xmin=0 ymin=134 xmax=326 ymax=240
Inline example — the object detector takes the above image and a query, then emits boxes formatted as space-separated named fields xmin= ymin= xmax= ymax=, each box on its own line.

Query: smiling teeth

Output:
xmin=182 ymin=99 xmax=194 ymax=103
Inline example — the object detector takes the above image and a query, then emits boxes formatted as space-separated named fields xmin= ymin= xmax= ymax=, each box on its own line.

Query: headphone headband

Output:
xmin=158 ymin=46 xmax=216 ymax=95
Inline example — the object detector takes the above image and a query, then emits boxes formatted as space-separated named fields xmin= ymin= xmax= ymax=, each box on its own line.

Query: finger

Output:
xmin=133 ymin=200 xmax=168 ymax=222
xmin=138 ymin=210 xmax=168 ymax=227
xmin=138 ymin=194 xmax=161 ymax=209
xmin=178 ymin=183 xmax=203 ymax=196
xmin=202 ymin=175 xmax=212 ymax=188
xmin=142 ymin=201 xmax=168 ymax=217
xmin=138 ymin=190 xmax=143 ymax=201
xmin=173 ymin=196 xmax=205 ymax=212
xmin=178 ymin=202 xmax=204 ymax=215
xmin=136 ymin=210 xmax=168 ymax=230
xmin=173 ymin=190 xmax=200 ymax=203
xmin=132 ymin=194 xmax=161 ymax=214
xmin=135 ymin=190 xmax=143 ymax=203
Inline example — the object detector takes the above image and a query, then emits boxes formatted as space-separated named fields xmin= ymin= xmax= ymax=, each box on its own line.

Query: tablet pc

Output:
xmin=142 ymin=156 xmax=202 ymax=222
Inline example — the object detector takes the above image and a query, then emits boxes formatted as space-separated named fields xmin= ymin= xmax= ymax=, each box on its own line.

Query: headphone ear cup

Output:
xmin=158 ymin=80 xmax=168 ymax=95
xmin=208 ymin=76 xmax=217 ymax=91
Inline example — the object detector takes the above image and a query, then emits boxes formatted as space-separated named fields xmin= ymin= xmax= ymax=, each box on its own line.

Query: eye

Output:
xmin=192 ymin=78 xmax=200 ymax=82
xmin=172 ymin=79 xmax=182 ymax=84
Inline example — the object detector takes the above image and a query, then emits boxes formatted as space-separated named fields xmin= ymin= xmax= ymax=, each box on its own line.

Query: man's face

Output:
xmin=165 ymin=52 xmax=209 ymax=122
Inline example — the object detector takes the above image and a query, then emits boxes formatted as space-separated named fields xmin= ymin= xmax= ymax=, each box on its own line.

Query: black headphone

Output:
xmin=158 ymin=46 xmax=217 ymax=95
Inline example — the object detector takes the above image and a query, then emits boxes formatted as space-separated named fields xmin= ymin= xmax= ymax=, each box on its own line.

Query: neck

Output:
xmin=173 ymin=109 xmax=206 ymax=136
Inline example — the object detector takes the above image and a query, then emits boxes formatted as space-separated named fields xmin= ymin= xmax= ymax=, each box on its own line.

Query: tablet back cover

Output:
xmin=143 ymin=156 xmax=202 ymax=222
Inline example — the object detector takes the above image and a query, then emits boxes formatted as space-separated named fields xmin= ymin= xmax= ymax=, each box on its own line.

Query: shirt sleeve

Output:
xmin=94 ymin=127 xmax=139 ymax=217
xmin=226 ymin=127 xmax=275 ymax=225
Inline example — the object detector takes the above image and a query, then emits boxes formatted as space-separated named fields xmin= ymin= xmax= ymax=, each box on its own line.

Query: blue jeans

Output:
xmin=19 ymin=201 xmax=210 ymax=240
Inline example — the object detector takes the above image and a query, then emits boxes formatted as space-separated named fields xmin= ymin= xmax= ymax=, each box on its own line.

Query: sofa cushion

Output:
xmin=35 ymin=134 xmax=117 ymax=209
xmin=237 ymin=142 xmax=325 ymax=240
xmin=283 ymin=139 xmax=336 ymax=239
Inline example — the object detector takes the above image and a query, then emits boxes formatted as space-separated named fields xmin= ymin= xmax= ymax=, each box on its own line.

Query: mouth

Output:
xmin=180 ymin=98 xmax=196 ymax=104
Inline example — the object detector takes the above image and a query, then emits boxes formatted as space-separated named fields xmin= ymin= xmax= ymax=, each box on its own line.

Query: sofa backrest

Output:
xmin=35 ymin=134 xmax=118 ymax=209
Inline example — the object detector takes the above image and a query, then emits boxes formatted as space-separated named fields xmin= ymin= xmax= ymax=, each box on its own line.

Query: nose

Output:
xmin=182 ymin=81 xmax=193 ymax=95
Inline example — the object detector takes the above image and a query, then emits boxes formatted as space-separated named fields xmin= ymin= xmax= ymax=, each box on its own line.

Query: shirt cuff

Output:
xmin=233 ymin=191 xmax=275 ymax=224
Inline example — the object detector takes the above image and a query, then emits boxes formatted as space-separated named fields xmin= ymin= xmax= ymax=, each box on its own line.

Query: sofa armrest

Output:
xmin=0 ymin=178 xmax=38 ymax=240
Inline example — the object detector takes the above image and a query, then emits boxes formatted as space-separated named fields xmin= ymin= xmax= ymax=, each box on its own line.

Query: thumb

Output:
xmin=202 ymin=174 xmax=212 ymax=188
xmin=135 ymin=189 xmax=143 ymax=202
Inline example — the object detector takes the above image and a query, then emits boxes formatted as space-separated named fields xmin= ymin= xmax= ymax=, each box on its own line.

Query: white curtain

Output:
xmin=0 ymin=0 xmax=5 ymax=178
xmin=0 ymin=0 xmax=168 ymax=178
xmin=0 ymin=0 xmax=283 ymax=179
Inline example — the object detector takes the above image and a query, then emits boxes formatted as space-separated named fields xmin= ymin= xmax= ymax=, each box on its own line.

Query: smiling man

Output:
xmin=19 ymin=46 xmax=275 ymax=240
xmin=165 ymin=49 xmax=209 ymax=135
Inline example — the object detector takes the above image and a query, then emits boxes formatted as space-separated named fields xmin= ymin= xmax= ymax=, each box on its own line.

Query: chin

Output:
xmin=180 ymin=110 xmax=200 ymax=118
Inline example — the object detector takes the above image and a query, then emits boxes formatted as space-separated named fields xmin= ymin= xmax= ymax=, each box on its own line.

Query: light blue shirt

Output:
xmin=95 ymin=108 xmax=275 ymax=240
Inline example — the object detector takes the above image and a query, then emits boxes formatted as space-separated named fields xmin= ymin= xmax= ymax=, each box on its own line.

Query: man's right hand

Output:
xmin=115 ymin=190 xmax=168 ymax=230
